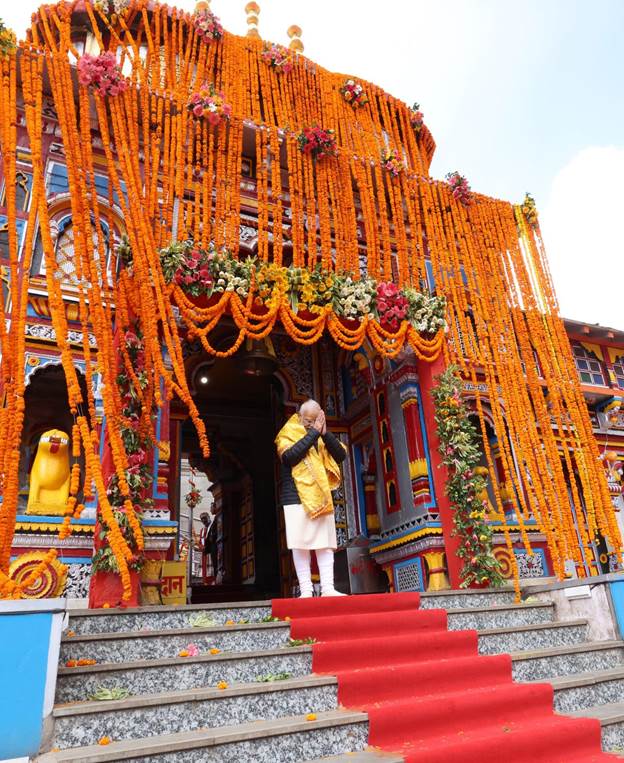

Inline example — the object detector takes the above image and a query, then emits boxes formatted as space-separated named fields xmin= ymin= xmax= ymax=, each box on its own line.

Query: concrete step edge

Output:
xmin=511 ymin=640 xmax=624 ymax=662
xmin=446 ymin=601 xmax=554 ymax=615
xmin=420 ymin=586 xmax=515 ymax=597
xmin=67 ymin=600 xmax=273 ymax=619
xmin=303 ymin=751 xmax=404 ymax=763
xmin=62 ymin=620 xmax=289 ymax=643
xmin=53 ymin=674 xmax=337 ymax=716
xmin=478 ymin=618 xmax=588 ymax=636
xmin=37 ymin=708 xmax=368 ymax=762
xmin=532 ymin=665 xmax=624 ymax=690
xmin=57 ymin=644 xmax=313 ymax=676
xmin=568 ymin=700 xmax=624 ymax=726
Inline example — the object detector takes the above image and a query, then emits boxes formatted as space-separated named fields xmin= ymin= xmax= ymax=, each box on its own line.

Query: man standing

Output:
xmin=198 ymin=511 xmax=217 ymax=584
xmin=275 ymin=400 xmax=347 ymax=597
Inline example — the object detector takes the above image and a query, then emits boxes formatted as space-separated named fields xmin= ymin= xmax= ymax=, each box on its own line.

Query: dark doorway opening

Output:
xmin=182 ymin=352 xmax=284 ymax=601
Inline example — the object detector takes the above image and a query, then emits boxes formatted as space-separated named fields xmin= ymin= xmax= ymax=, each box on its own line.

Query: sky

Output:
xmin=3 ymin=0 xmax=623 ymax=328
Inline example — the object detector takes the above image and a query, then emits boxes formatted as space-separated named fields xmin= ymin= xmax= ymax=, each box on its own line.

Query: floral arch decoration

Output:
xmin=0 ymin=2 xmax=619 ymax=599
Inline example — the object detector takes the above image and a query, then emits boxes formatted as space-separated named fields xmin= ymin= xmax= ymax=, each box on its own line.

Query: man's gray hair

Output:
xmin=299 ymin=399 xmax=320 ymax=415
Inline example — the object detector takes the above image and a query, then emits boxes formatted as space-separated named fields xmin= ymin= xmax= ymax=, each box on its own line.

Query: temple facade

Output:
xmin=0 ymin=1 xmax=621 ymax=604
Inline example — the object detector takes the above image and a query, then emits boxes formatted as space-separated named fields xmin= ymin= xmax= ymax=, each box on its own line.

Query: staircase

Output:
xmin=36 ymin=588 xmax=624 ymax=762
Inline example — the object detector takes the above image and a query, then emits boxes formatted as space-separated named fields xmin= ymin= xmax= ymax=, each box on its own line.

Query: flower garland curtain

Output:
xmin=0 ymin=1 xmax=619 ymax=597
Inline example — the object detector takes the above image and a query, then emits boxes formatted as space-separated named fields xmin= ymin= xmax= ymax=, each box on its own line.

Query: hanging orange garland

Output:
xmin=0 ymin=1 xmax=619 ymax=600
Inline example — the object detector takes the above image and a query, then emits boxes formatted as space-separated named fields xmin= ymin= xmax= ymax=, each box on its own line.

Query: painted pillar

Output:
xmin=389 ymin=364 xmax=434 ymax=511
xmin=370 ymin=380 xmax=400 ymax=515
xmin=416 ymin=353 xmax=463 ymax=588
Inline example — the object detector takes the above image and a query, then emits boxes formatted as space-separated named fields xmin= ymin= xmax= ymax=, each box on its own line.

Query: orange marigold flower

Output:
xmin=178 ymin=649 xmax=190 ymax=657
xmin=98 ymin=737 xmax=111 ymax=745
xmin=65 ymin=660 xmax=77 ymax=668
xmin=216 ymin=681 xmax=228 ymax=690
xmin=225 ymin=619 xmax=235 ymax=625
xmin=306 ymin=713 xmax=317 ymax=721
xmin=209 ymin=648 xmax=221 ymax=654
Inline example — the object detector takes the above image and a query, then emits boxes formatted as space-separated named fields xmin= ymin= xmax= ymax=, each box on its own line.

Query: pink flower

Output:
xmin=193 ymin=104 xmax=204 ymax=117
xmin=186 ymin=643 xmax=200 ymax=657
xmin=128 ymin=450 xmax=146 ymax=467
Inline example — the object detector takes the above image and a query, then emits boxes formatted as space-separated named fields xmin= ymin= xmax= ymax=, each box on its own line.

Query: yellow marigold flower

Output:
xmin=306 ymin=713 xmax=317 ymax=721
xmin=217 ymin=681 xmax=228 ymax=690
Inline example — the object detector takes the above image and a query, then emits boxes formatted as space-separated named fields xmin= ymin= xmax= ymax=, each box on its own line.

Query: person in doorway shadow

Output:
xmin=199 ymin=510 xmax=218 ymax=583
xmin=275 ymin=399 xmax=347 ymax=597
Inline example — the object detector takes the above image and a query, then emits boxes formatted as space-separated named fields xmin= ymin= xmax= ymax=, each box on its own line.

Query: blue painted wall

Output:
xmin=0 ymin=611 xmax=51 ymax=758
xmin=610 ymin=581 xmax=624 ymax=640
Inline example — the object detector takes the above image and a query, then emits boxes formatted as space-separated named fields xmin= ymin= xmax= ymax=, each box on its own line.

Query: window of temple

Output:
xmin=613 ymin=357 xmax=624 ymax=390
xmin=378 ymin=392 xmax=386 ymax=416
xmin=572 ymin=344 xmax=606 ymax=386
xmin=0 ymin=217 xmax=27 ymax=260
xmin=34 ymin=216 xmax=110 ymax=283
xmin=384 ymin=449 xmax=393 ymax=472
xmin=381 ymin=421 xmax=389 ymax=443
xmin=1 ymin=171 xmax=32 ymax=211
xmin=388 ymin=481 xmax=397 ymax=506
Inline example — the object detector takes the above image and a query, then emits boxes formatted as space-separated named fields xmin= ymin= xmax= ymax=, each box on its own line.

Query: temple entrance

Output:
xmin=179 ymin=349 xmax=285 ymax=601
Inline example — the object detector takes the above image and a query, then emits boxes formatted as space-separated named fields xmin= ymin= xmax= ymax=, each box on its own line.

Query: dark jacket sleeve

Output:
xmin=322 ymin=431 xmax=347 ymax=463
xmin=280 ymin=430 xmax=321 ymax=467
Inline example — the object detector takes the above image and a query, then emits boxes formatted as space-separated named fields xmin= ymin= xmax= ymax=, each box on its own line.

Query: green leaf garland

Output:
xmin=432 ymin=365 xmax=504 ymax=588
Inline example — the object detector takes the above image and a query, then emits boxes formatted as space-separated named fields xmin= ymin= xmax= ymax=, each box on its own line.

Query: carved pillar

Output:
xmin=389 ymin=364 xmax=434 ymax=512
xmin=362 ymin=473 xmax=380 ymax=534
xmin=423 ymin=550 xmax=450 ymax=591
xmin=370 ymin=380 xmax=400 ymax=515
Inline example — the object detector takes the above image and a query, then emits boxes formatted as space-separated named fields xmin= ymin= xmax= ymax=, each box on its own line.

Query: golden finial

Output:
xmin=287 ymin=24 xmax=303 ymax=53
xmin=245 ymin=2 xmax=261 ymax=39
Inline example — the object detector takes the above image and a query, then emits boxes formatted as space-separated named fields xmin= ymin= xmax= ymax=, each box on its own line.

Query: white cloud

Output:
xmin=540 ymin=146 xmax=624 ymax=330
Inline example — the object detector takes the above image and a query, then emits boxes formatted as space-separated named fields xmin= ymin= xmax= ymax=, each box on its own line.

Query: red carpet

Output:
xmin=271 ymin=592 xmax=618 ymax=762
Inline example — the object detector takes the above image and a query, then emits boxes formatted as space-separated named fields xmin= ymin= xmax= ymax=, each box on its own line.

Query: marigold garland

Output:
xmin=0 ymin=1 xmax=619 ymax=600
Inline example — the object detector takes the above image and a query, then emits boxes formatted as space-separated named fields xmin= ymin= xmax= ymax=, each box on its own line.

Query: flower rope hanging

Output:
xmin=432 ymin=366 xmax=505 ymax=588
xmin=0 ymin=1 xmax=619 ymax=600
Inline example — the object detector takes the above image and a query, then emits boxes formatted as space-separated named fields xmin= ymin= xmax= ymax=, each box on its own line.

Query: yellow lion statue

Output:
xmin=26 ymin=429 xmax=70 ymax=516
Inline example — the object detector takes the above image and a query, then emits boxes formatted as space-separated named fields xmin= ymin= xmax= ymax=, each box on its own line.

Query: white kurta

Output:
xmin=283 ymin=503 xmax=337 ymax=550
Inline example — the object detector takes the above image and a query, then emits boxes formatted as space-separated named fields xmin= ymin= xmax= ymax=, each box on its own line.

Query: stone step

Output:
xmin=569 ymin=700 xmax=624 ymax=753
xmin=447 ymin=601 xmax=554 ymax=631
xmin=477 ymin=618 xmax=588 ymax=655
xmin=542 ymin=666 xmax=624 ymax=714
xmin=512 ymin=641 xmax=624 ymax=682
xmin=61 ymin=603 xmax=556 ymax=666
xmin=37 ymin=709 xmax=368 ymax=762
xmin=51 ymin=675 xmax=338 ymax=750
xmin=60 ymin=621 xmax=290 ymax=664
xmin=66 ymin=601 xmax=272 ymax=635
xmin=55 ymin=645 xmax=313 ymax=704
xmin=420 ymin=587 xmax=516 ymax=610
xmin=66 ymin=592 xmax=530 ymax=638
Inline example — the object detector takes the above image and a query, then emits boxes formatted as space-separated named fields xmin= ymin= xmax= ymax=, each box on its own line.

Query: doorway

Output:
xmin=181 ymin=352 xmax=284 ymax=600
